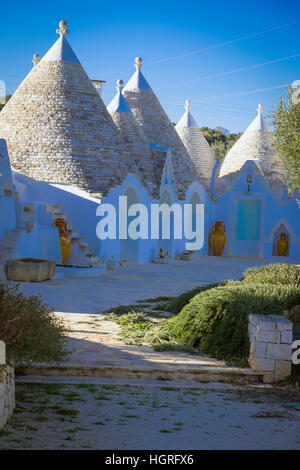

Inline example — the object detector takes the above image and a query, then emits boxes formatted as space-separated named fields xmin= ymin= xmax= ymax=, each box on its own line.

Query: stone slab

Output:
xmin=266 ymin=343 xmax=291 ymax=361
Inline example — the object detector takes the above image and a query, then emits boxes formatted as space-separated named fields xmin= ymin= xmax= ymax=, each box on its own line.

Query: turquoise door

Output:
xmin=233 ymin=200 xmax=261 ymax=257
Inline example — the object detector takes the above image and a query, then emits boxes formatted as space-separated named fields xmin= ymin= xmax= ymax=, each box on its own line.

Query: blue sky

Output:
xmin=1 ymin=0 xmax=299 ymax=132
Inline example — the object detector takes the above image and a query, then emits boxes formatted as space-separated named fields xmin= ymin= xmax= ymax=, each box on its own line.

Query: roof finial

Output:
xmin=185 ymin=100 xmax=191 ymax=112
xmin=257 ymin=103 xmax=263 ymax=114
xmin=135 ymin=57 xmax=143 ymax=70
xmin=116 ymin=79 xmax=124 ymax=93
xmin=32 ymin=53 xmax=40 ymax=67
xmin=56 ymin=21 xmax=69 ymax=37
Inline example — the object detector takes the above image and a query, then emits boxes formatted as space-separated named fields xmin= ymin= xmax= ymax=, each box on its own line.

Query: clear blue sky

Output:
xmin=1 ymin=0 xmax=300 ymax=132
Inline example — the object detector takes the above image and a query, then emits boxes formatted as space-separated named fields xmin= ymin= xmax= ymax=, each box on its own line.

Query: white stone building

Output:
xmin=0 ymin=20 xmax=299 ymax=277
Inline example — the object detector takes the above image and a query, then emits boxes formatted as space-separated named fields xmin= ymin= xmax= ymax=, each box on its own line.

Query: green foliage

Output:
xmin=211 ymin=141 xmax=227 ymax=160
xmin=242 ymin=263 xmax=300 ymax=286
xmin=272 ymin=84 xmax=300 ymax=193
xmin=104 ymin=304 xmax=149 ymax=316
xmin=200 ymin=127 xmax=241 ymax=160
xmin=158 ymin=283 xmax=222 ymax=314
xmin=0 ymin=283 xmax=67 ymax=363
xmin=0 ymin=95 xmax=11 ymax=112
xmin=102 ymin=264 xmax=300 ymax=365
xmin=162 ymin=283 xmax=300 ymax=363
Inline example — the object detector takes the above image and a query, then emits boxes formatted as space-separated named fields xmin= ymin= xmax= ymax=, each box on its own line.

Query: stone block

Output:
xmin=250 ymin=341 xmax=266 ymax=358
xmin=274 ymin=360 xmax=291 ymax=382
xmin=249 ymin=356 xmax=275 ymax=372
xmin=269 ymin=315 xmax=292 ymax=331
xmin=256 ymin=329 xmax=280 ymax=343
xmin=248 ymin=324 xmax=256 ymax=339
xmin=262 ymin=372 xmax=275 ymax=384
xmin=266 ymin=343 xmax=291 ymax=361
xmin=280 ymin=331 xmax=293 ymax=344
xmin=0 ymin=342 xmax=5 ymax=365
xmin=7 ymin=258 xmax=56 ymax=282
xmin=248 ymin=314 xmax=276 ymax=331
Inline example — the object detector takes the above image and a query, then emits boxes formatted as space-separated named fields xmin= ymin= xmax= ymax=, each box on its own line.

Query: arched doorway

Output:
xmin=120 ymin=187 xmax=139 ymax=263
xmin=158 ymin=190 xmax=173 ymax=256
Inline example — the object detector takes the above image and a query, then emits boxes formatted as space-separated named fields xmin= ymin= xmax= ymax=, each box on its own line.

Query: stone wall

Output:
xmin=0 ymin=341 xmax=15 ymax=429
xmin=248 ymin=314 xmax=292 ymax=383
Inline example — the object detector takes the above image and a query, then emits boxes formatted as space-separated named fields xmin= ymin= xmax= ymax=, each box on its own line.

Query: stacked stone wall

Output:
xmin=248 ymin=314 xmax=292 ymax=383
xmin=0 ymin=341 xmax=15 ymax=429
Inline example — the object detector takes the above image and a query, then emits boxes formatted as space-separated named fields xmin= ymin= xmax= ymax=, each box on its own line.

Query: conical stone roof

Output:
xmin=176 ymin=100 xmax=216 ymax=190
xmin=123 ymin=58 xmax=196 ymax=200
xmin=107 ymin=80 xmax=156 ymax=195
xmin=0 ymin=21 xmax=132 ymax=197
xmin=216 ymin=104 xmax=286 ymax=197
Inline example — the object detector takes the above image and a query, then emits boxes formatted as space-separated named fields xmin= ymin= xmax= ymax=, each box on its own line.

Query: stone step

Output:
xmin=23 ymin=211 xmax=36 ymax=220
xmin=23 ymin=221 xmax=36 ymax=232
xmin=5 ymin=229 xmax=20 ymax=239
xmin=23 ymin=203 xmax=35 ymax=212
xmin=0 ymin=246 xmax=15 ymax=255
xmin=71 ymin=237 xmax=80 ymax=245
xmin=78 ymin=245 xmax=92 ymax=254
xmin=85 ymin=254 xmax=99 ymax=264
xmin=45 ymin=204 xmax=61 ymax=213
xmin=15 ymin=363 xmax=263 ymax=385
xmin=67 ymin=229 xmax=79 ymax=238
xmin=78 ymin=239 xmax=88 ymax=246
xmin=53 ymin=212 xmax=66 ymax=220
xmin=1 ymin=238 xmax=18 ymax=248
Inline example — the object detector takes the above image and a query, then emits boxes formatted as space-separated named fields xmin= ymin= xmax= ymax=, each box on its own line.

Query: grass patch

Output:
xmin=104 ymin=304 xmax=149 ymax=316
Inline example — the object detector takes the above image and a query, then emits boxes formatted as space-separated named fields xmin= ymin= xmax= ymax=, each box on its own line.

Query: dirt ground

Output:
xmin=0 ymin=381 xmax=300 ymax=450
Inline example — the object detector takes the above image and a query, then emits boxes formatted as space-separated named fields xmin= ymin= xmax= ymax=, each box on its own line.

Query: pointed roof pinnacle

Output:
xmin=107 ymin=79 xmax=132 ymax=113
xmin=135 ymin=57 xmax=143 ymax=70
xmin=246 ymin=102 xmax=269 ymax=131
xmin=56 ymin=21 xmax=69 ymax=37
xmin=116 ymin=79 xmax=124 ymax=92
xmin=123 ymin=57 xmax=152 ymax=91
xmin=185 ymin=99 xmax=191 ymax=112
xmin=32 ymin=53 xmax=40 ymax=67
xmin=175 ymin=99 xmax=198 ymax=128
xmin=41 ymin=20 xmax=80 ymax=65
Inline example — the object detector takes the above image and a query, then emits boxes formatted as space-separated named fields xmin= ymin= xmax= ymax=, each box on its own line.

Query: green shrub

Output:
xmin=242 ymin=264 xmax=300 ymax=286
xmin=0 ymin=284 xmax=67 ymax=363
xmin=161 ymin=282 xmax=300 ymax=363
xmin=157 ymin=283 xmax=222 ymax=314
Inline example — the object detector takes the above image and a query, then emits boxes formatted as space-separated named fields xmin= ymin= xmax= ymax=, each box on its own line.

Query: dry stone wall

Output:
xmin=124 ymin=88 xmax=197 ymax=200
xmin=248 ymin=314 xmax=292 ymax=383
xmin=176 ymin=126 xmax=216 ymax=191
xmin=0 ymin=61 xmax=134 ymax=197
xmin=0 ymin=341 xmax=15 ymax=429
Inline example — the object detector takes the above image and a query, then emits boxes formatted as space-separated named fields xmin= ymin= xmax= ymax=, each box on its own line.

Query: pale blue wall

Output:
xmin=213 ymin=161 xmax=300 ymax=262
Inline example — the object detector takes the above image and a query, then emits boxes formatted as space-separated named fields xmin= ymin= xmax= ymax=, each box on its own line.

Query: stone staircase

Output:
xmin=0 ymin=201 xmax=101 ymax=281
xmin=45 ymin=204 xmax=101 ymax=267
xmin=23 ymin=203 xmax=37 ymax=233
